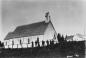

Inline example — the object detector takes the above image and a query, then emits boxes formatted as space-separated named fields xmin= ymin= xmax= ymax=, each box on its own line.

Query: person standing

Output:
xmin=32 ymin=41 xmax=34 ymax=48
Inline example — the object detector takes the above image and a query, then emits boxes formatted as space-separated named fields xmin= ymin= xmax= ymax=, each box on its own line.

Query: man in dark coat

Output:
xmin=46 ymin=40 xmax=49 ymax=46
xmin=42 ymin=40 xmax=45 ymax=46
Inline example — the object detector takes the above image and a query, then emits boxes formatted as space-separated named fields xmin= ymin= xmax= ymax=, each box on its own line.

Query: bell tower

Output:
xmin=45 ymin=12 xmax=51 ymax=23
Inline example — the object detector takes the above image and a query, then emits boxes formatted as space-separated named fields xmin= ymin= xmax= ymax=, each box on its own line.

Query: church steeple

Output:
xmin=45 ymin=12 xmax=51 ymax=23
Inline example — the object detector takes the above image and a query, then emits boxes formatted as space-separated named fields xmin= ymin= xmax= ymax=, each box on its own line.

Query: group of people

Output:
xmin=31 ymin=38 xmax=55 ymax=48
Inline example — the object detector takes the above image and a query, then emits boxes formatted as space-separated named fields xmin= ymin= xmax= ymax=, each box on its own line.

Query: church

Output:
xmin=4 ymin=12 xmax=58 ymax=48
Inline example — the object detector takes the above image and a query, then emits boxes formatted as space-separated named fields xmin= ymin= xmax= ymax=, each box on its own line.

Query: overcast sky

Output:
xmin=1 ymin=0 xmax=86 ymax=41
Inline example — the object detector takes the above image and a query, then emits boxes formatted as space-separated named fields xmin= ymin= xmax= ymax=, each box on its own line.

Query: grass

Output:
xmin=0 ymin=41 xmax=85 ymax=58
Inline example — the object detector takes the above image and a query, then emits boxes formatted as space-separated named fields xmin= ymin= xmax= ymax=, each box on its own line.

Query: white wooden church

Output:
xmin=4 ymin=12 xmax=58 ymax=48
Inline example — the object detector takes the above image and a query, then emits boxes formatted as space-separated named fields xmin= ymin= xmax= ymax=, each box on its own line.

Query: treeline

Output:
xmin=0 ymin=41 xmax=4 ymax=47
xmin=57 ymin=33 xmax=67 ymax=43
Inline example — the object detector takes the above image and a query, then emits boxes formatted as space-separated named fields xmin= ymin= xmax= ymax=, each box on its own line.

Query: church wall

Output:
xmin=44 ymin=23 xmax=54 ymax=40
xmin=4 ymin=22 xmax=58 ymax=48
xmin=4 ymin=35 xmax=45 ymax=48
xmin=44 ymin=23 xmax=58 ymax=42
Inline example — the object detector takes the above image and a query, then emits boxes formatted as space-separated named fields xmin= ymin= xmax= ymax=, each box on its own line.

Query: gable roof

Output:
xmin=5 ymin=21 xmax=49 ymax=40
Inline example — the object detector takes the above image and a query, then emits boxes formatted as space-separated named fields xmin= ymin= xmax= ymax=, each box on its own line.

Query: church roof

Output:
xmin=5 ymin=21 xmax=49 ymax=40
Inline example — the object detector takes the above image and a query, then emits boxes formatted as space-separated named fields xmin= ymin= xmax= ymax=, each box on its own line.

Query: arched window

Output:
xmin=20 ymin=39 xmax=21 ymax=44
xmin=53 ymin=34 xmax=56 ymax=40
xmin=12 ymin=40 xmax=14 ymax=45
xmin=28 ymin=38 xmax=30 ymax=44
xmin=5 ymin=41 xmax=7 ymax=45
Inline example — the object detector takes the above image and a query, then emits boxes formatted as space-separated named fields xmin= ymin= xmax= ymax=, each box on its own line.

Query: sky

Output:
xmin=0 ymin=0 xmax=86 ymax=41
